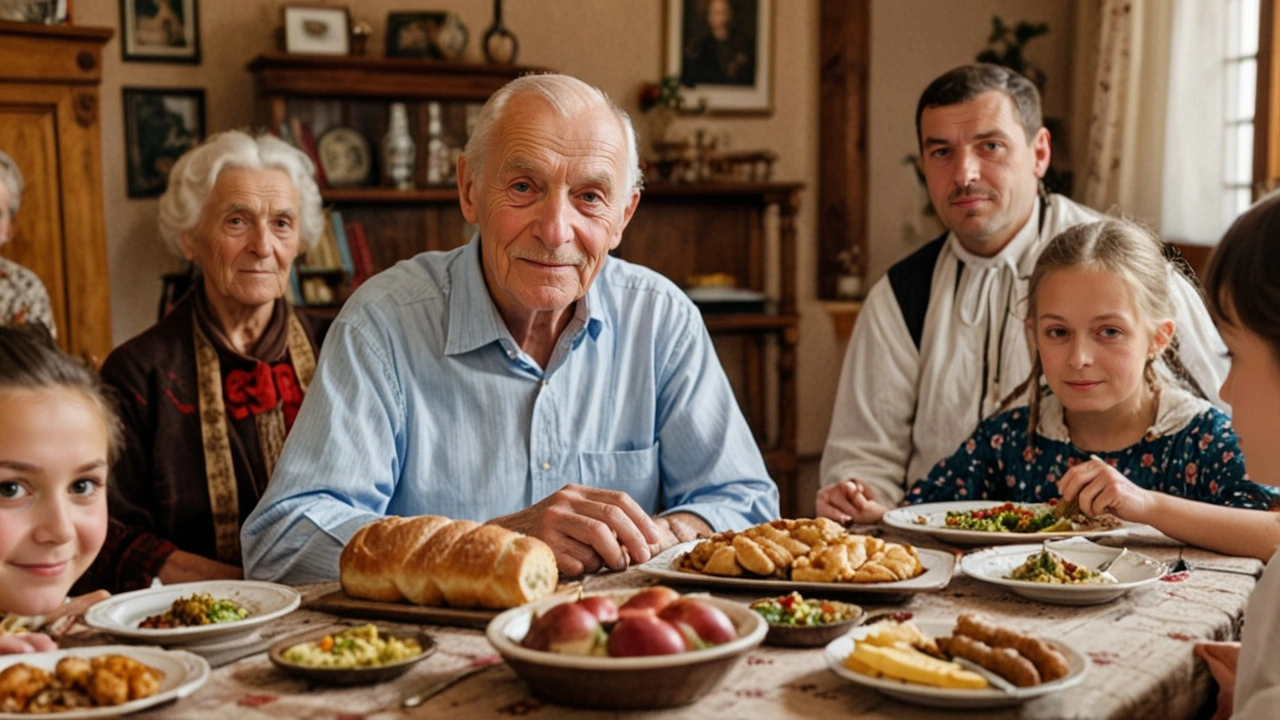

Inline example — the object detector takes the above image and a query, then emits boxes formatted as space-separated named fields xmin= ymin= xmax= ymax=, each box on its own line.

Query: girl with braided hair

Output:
xmin=906 ymin=218 xmax=1278 ymax=560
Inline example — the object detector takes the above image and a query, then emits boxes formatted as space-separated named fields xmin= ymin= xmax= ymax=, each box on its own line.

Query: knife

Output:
xmin=402 ymin=660 xmax=501 ymax=708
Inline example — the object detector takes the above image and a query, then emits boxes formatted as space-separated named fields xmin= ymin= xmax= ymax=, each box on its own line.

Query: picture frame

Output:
xmin=385 ymin=11 xmax=447 ymax=59
xmin=123 ymin=87 xmax=205 ymax=199
xmin=119 ymin=0 xmax=200 ymax=64
xmin=664 ymin=0 xmax=773 ymax=114
xmin=282 ymin=5 xmax=350 ymax=56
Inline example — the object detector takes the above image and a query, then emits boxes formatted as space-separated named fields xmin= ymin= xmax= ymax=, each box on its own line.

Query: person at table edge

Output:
xmin=241 ymin=73 xmax=780 ymax=583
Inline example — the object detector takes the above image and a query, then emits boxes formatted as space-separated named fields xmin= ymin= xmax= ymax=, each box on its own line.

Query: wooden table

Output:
xmin=91 ymin=528 xmax=1257 ymax=719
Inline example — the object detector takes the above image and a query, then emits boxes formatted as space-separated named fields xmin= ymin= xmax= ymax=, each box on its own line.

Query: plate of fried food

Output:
xmin=0 ymin=645 xmax=209 ymax=718
xmin=84 ymin=580 xmax=301 ymax=644
xmin=960 ymin=538 xmax=1168 ymax=605
xmin=824 ymin=613 xmax=1089 ymax=708
xmin=636 ymin=518 xmax=955 ymax=594
xmin=883 ymin=500 xmax=1135 ymax=546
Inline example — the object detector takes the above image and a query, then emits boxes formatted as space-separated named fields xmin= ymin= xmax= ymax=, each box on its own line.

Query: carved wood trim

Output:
xmin=818 ymin=0 xmax=870 ymax=299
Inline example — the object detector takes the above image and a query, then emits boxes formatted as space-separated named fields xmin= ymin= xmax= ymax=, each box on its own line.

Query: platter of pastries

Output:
xmin=637 ymin=519 xmax=954 ymax=594
xmin=824 ymin=614 xmax=1089 ymax=708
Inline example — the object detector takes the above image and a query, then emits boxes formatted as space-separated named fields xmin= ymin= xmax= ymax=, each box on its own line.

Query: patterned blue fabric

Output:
xmin=906 ymin=405 xmax=1277 ymax=509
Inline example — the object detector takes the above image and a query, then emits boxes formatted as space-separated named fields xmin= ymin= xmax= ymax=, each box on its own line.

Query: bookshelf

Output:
xmin=250 ymin=55 xmax=805 ymax=516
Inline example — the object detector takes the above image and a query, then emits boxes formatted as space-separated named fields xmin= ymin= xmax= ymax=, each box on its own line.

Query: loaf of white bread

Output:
xmin=339 ymin=515 xmax=559 ymax=609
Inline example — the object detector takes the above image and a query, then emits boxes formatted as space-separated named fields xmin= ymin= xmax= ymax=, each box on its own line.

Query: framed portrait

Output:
xmin=386 ymin=12 xmax=447 ymax=59
xmin=665 ymin=0 xmax=773 ymax=114
xmin=120 ymin=0 xmax=200 ymax=64
xmin=283 ymin=5 xmax=350 ymax=55
xmin=123 ymin=87 xmax=205 ymax=198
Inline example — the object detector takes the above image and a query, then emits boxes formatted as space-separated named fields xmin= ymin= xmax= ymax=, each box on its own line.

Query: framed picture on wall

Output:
xmin=664 ymin=0 xmax=773 ymax=114
xmin=123 ymin=87 xmax=205 ymax=198
xmin=120 ymin=0 xmax=200 ymax=63
xmin=282 ymin=5 xmax=351 ymax=55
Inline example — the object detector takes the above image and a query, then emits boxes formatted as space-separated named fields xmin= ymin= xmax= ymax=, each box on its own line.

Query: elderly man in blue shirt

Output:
xmin=241 ymin=73 xmax=779 ymax=583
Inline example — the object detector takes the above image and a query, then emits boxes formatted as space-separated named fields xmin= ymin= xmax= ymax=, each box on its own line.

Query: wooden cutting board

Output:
xmin=306 ymin=583 xmax=586 ymax=630
xmin=305 ymin=590 xmax=501 ymax=630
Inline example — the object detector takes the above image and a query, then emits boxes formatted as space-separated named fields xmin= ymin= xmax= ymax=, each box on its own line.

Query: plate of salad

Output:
xmin=84 ymin=580 xmax=301 ymax=644
xmin=882 ymin=501 xmax=1136 ymax=546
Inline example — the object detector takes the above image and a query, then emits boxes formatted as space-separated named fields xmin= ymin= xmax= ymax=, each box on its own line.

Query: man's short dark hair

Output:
xmin=915 ymin=63 xmax=1042 ymax=149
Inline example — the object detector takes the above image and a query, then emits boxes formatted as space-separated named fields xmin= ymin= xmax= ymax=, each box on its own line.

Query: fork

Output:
xmin=1096 ymin=548 xmax=1128 ymax=573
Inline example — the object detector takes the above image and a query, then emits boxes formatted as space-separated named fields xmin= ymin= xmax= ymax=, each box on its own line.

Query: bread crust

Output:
xmin=341 ymin=516 xmax=559 ymax=609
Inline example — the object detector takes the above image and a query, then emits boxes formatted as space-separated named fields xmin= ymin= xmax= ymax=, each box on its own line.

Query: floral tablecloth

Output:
xmin=109 ymin=529 xmax=1258 ymax=720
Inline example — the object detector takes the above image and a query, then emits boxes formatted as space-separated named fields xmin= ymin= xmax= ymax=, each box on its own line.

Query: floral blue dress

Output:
xmin=906 ymin=387 xmax=1278 ymax=510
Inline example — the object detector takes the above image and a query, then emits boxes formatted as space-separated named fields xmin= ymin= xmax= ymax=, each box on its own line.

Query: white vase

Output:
xmin=383 ymin=102 xmax=416 ymax=190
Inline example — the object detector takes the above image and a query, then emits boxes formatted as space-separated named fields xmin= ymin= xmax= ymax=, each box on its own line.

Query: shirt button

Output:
xmin=541 ymin=462 xmax=551 ymax=470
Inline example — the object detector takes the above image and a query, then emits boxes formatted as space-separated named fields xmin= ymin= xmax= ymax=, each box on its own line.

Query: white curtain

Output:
xmin=1078 ymin=0 xmax=1230 ymax=245
xmin=1078 ymin=0 xmax=1174 ymax=223
xmin=1161 ymin=1 xmax=1229 ymax=245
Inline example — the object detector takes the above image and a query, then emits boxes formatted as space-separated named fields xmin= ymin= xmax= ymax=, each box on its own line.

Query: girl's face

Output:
xmin=0 ymin=387 xmax=109 ymax=616
xmin=1218 ymin=308 xmax=1280 ymax=486
xmin=1034 ymin=268 xmax=1172 ymax=419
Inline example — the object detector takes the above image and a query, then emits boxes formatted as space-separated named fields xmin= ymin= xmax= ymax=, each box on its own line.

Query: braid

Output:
xmin=998 ymin=355 xmax=1044 ymax=450
xmin=1160 ymin=333 xmax=1210 ymax=400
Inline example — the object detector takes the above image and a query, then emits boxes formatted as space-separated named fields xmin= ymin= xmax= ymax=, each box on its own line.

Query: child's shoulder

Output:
xmin=1149 ymin=386 xmax=1220 ymax=439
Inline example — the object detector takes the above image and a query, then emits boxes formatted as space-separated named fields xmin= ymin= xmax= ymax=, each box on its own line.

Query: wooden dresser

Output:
xmin=0 ymin=20 xmax=113 ymax=362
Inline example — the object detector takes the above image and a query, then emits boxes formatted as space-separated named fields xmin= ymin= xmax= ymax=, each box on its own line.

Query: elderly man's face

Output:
xmin=459 ymin=93 xmax=639 ymax=321
xmin=919 ymin=91 xmax=1050 ymax=257
xmin=182 ymin=168 xmax=301 ymax=312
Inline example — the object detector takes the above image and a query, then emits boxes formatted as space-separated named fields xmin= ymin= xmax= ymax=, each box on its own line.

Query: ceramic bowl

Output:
xmin=267 ymin=625 xmax=436 ymax=685
xmin=755 ymin=599 xmax=865 ymax=648
xmin=486 ymin=590 xmax=766 ymax=710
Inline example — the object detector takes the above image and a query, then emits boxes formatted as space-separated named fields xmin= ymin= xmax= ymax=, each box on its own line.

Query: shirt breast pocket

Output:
xmin=577 ymin=444 xmax=661 ymax=512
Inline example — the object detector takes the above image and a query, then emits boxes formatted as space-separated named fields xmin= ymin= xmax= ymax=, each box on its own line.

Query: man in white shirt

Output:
xmin=817 ymin=64 xmax=1227 ymax=523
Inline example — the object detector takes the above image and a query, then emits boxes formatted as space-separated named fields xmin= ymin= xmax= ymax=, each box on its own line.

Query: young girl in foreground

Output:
xmin=0 ymin=326 xmax=119 ymax=654
xmin=1193 ymin=194 xmax=1280 ymax=719
xmin=906 ymin=219 xmax=1279 ymax=560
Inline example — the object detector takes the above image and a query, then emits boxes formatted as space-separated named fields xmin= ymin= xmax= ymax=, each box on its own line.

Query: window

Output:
xmin=1225 ymin=0 xmax=1260 ymax=225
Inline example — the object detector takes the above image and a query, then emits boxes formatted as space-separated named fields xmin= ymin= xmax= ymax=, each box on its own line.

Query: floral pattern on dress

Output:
xmin=905 ymin=406 xmax=1278 ymax=509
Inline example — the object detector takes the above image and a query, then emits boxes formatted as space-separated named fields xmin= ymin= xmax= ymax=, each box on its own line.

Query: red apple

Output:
xmin=618 ymin=586 xmax=681 ymax=617
xmin=577 ymin=596 xmax=619 ymax=624
xmin=658 ymin=598 xmax=738 ymax=648
xmin=606 ymin=615 xmax=686 ymax=657
xmin=521 ymin=601 xmax=606 ymax=656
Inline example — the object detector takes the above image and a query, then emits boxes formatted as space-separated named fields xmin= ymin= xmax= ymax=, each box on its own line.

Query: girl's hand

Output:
xmin=817 ymin=480 xmax=888 ymax=525
xmin=0 ymin=633 xmax=56 ymax=655
xmin=1056 ymin=458 xmax=1154 ymax=522
xmin=1195 ymin=642 xmax=1240 ymax=720
xmin=40 ymin=590 xmax=110 ymax=637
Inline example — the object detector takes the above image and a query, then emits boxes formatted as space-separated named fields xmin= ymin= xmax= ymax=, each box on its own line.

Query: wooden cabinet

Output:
xmin=620 ymin=183 xmax=803 ymax=516
xmin=249 ymin=55 xmax=803 ymax=515
xmin=0 ymin=21 xmax=113 ymax=361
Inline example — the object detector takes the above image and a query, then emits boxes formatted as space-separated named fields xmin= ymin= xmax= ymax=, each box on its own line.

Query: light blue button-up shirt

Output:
xmin=242 ymin=236 xmax=779 ymax=583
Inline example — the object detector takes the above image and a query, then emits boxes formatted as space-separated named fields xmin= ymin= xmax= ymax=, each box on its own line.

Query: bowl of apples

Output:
xmin=486 ymin=586 xmax=766 ymax=709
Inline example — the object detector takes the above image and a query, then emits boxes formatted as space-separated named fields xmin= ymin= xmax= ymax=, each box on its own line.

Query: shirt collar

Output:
xmin=1038 ymin=384 xmax=1212 ymax=444
xmin=444 ymin=235 xmax=606 ymax=356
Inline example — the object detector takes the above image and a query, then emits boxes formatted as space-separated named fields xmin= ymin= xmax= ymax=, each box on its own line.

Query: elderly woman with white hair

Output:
xmin=0 ymin=149 xmax=55 ymax=334
xmin=76 ymin=130 xmax=329 ymax=592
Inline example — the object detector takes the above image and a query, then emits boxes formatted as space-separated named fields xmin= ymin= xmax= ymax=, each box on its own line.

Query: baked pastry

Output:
xmin=678 ymin=518 xmax=924 ymax=583
xmin=340 ymin=515 xmax=559 ymax=609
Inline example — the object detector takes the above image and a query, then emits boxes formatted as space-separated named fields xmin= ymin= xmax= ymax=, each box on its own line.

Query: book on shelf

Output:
xmin=288 ymin=117 xmax=327 ymax=189
xmin=329 ymin=210 xmax=356 ymax=278
xmin=346 ymin=221 xmax=375 ymax=288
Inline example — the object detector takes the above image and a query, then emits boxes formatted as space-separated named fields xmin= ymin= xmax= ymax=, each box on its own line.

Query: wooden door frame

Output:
xmin=817 ymin=0 xmax=870 ymax=299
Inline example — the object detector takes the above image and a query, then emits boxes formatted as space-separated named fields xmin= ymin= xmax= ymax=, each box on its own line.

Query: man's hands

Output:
xmin=1056 ymin=458 xmax=1153 ymax=522
xmin=1195 ymin=641 xmax=1240 ymax=720
xmin=816 ymin=480 xmax=888 ymax=524
xmin=492 ymin=484 xmax=663 ymax=577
